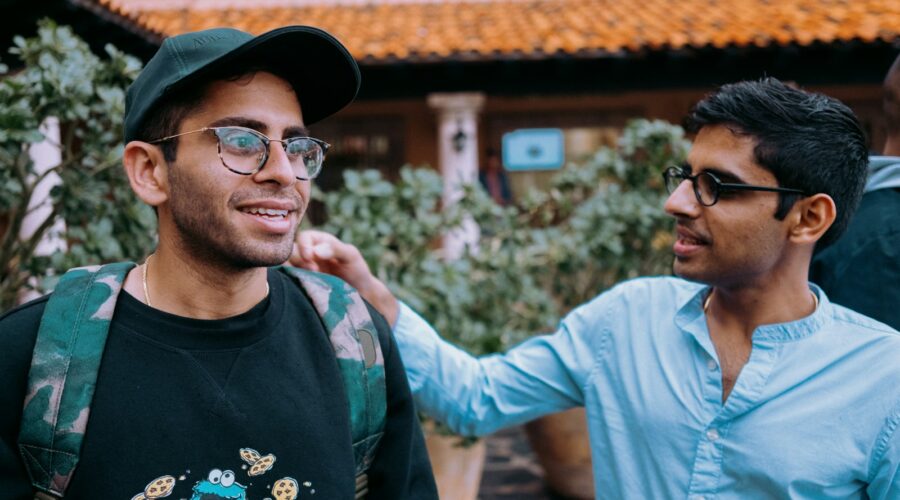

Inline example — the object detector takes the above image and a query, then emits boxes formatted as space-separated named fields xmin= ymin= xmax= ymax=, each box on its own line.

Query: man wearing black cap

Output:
xmin=0 ymin=27 xmax=437 ymax=499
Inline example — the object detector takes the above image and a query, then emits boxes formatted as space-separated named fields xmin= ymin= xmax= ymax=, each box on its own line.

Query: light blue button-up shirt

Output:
xmin=395 ymin=277 xmax=900 ymax=499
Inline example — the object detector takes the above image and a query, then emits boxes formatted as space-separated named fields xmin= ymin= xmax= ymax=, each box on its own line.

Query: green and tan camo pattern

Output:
xmin=278 ymin=266 xmax=387 ymax=474
xmin=19 ymin=262 xmax=135 ymax=497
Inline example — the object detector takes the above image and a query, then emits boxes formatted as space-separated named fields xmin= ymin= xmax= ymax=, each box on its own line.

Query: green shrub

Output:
xmin=313 ymin=166 xmax=557 ymax=355
xmin=0 ymin=20 xmax=154 ymax=310
xmin=311 ymin=119 xmax=690 ymax=357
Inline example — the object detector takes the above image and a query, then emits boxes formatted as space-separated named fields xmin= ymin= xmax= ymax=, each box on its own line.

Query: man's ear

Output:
xmin=123 ymin=141 xmax=169 ymax=207
xmin=787 ymin=193 xmax=836 ymax=245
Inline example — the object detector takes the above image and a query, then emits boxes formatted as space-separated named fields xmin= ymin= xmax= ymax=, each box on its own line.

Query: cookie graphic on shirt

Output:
xmin=240 ymin=447 xmax=262 ymax=465
xmin=130 ymin=475 xmax=176 ymax=500
xmin=248 ymin=453 xmax=276 ymax=476
xmin=271 ymin=477 xmax=299 ymax=500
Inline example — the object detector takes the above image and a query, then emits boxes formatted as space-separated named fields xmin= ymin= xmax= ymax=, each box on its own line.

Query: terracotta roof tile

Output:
xmin=96 ymin=0 xmax=900 ymax=63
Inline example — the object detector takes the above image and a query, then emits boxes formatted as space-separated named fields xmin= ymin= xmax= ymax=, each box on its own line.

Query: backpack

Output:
xmin=18 ymin=262 xmax=386 ymax=499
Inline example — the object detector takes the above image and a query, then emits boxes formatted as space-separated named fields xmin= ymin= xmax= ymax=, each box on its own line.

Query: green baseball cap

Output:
xmin=124 ymin=25 xmax=360 ymax=142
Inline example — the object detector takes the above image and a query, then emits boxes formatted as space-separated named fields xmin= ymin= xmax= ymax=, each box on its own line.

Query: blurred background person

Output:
xmin=810 ymin=53 xmax=900 ymax=330
xmin=479 ymin=148 xmax=513 ymax=206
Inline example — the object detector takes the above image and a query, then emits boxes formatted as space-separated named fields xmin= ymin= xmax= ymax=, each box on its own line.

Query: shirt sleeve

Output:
xmin=364 ymin=303 xmax=439 ymax=500
xmin=867 ymin=404 xmax=900 ymax=500
xmin=393 ymin=295 xmax=612 ymax=437
xmin=0 ymin=298 xmax=47 ymax=499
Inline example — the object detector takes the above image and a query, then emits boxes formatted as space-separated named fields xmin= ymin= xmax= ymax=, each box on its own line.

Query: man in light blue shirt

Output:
xmin=293 ymin=78 xmax=900 ymax=498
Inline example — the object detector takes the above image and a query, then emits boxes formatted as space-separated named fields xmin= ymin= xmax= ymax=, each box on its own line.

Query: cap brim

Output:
xmin=178 ymin=26 xmax=360 ymax=126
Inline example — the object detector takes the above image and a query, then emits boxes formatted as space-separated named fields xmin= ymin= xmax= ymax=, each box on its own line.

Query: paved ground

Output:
xmin=477 ymin=426 xmax=572 ymax=500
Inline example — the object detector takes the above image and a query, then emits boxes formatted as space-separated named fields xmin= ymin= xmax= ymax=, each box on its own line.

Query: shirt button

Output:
xmin=707 ymin=359 xmax=717 ymax=370
xmin=706 ymin=428 xmax=720 ymax=441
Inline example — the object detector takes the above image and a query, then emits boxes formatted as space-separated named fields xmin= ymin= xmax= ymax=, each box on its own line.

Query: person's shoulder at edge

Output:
xmin=0 ymin=294 xmax=49 ymax=320
xmin=817 ymin=295 xmax=900 ymax=394
xmin=0 ymin=295 xmax=48 ymax=425
xmin=827 ymin=299 xmax=900 ymax=339
xmin=0 ymin=294 xmax=49 ymax=346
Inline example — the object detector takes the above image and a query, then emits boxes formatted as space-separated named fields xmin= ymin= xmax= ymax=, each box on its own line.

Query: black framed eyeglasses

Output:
xmin=149 ymin=126 xmax=330 ymax=181
xmin=662 ymin=165 xmax=807 ymax=207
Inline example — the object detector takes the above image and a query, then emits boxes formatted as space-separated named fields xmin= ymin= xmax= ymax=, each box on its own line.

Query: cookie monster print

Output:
xmin=191 ymin=469 xmax=247 ymax=500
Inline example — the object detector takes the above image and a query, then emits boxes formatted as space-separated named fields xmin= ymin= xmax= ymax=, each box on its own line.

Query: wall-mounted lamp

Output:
xmin=452 ymin=121 xmax=467 ymax=153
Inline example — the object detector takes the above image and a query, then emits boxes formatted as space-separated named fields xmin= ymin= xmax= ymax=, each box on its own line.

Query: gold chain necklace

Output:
xmin=141 ymin=254 xmax=269 ymax=308
xmin=142 ymin=254 xmax=154 ymax=307
xmin=703 ymin=288 xmax=818 ymax=312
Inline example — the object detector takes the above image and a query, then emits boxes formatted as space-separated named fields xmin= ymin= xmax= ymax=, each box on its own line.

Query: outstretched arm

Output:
xmin=290 ymin=230 xmax=599 ymax=437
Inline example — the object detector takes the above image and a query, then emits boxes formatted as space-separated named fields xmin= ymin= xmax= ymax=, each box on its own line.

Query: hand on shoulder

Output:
xmin=290 ymin=230 xmax=400 ymax=324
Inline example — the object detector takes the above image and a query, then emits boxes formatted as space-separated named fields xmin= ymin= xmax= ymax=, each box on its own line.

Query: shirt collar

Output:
xmin=675 ymin=282 xmax=833 ymax=344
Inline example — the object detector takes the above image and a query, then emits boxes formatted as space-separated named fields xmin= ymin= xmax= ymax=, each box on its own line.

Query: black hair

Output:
xmin=884 ymin=54 xmax=900 ymax=139
xmin=685 ymin=77 xmax=868 ymax=248
xmin=133 ymin=84 xmax=207 ymax=163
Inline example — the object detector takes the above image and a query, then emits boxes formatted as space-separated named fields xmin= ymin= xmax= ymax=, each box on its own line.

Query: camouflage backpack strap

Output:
xmin=278 ymin=266 xmax=386 ymax=499
xmin=19 ymin=262 xmax=135 ymax=498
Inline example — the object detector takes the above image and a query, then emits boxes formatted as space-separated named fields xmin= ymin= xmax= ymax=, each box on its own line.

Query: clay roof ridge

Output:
xmin=74 ymin=0 xmax=164 ymax=42
xmin=109 ymin=0 xmax=539 ymax=12
xmin=85 ymin=0 xmax=900 ymax=63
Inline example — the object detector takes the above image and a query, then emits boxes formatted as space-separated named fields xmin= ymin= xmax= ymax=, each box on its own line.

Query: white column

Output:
xmin=21 ymin=117 xmax=66 ymax=251
xmin=18 ymin=117 xmax=66 ymax=304
xmin=427 ymin=92 xmax=485 ymax=259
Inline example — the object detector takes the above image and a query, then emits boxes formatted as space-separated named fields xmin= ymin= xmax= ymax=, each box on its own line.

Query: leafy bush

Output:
xmin=314 ymin=167 xmax=557 ymax=355
xmin=0 ymin=21 xmax=154 ymax=310
xmin=311 ymin=119 xmax=690 ymax=358
xmin=519 ymin=120 xmax=689 ymax=312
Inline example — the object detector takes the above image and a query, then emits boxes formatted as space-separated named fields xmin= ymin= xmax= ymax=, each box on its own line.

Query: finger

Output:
xmin=296 ymin=230 xmax=320 ymax=261
xmin=326 ymin=240 xmax=362 ymax=266
xmin=313 ymin=243 xmax=335 ymax=260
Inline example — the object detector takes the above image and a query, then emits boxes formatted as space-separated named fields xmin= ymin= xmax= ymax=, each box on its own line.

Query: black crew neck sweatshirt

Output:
xmin=0 ymin=268 xmax=437 ymax=499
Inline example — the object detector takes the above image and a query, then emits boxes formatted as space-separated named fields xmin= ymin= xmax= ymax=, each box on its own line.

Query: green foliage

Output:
xmin=312 ymin=119 xmax=690 ymax=360
xmin=314 ymin=167 xmax=557 ymax=355
xmin=518 ymin=120 xmax=690 ymax=311
xmin=0 ymin=21 xmax=154 ymax=310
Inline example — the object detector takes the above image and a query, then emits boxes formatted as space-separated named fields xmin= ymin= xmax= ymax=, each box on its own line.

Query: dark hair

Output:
xmin=884 ymin=54 xmax=900 ymax=139
xmin=133 ymin=84 xmax=207 ymax=163
xmin=685 ymin=77 xmax=868 ymax=248
xmin=132 ymin=65 xmax=293 ymax=163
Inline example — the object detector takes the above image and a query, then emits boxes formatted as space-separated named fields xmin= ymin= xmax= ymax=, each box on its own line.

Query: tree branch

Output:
xmin=22 ymin=205 xmax=61 ymax=255
xmin=0 ymin=151 xmax=33 ymax=271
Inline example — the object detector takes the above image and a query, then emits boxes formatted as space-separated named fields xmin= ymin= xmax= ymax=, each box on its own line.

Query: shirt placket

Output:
xmin=686 ymin=340 xmax=780 ymax=500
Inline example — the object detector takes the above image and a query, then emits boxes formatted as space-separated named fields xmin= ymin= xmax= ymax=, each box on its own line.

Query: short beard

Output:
xmin=173 ymin=215 xmax=295 ymax=271
xmin=167 ymin=164 xmax=301 ymax=272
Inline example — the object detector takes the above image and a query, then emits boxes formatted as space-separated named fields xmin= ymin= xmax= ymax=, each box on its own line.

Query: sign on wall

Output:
xmin=501 ymin=128 xmax=565 ymax=171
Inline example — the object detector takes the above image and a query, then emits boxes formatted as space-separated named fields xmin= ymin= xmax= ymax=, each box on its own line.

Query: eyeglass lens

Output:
xmin=664 ymin=167 xmax=718 ymax=206
xmin=664 ymin=168 xmax=684 ymax=195
xmin=694 ymin=173 xmax=718 ymax=205
xmin=214 ymin=127 xmax=325 ymax=179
